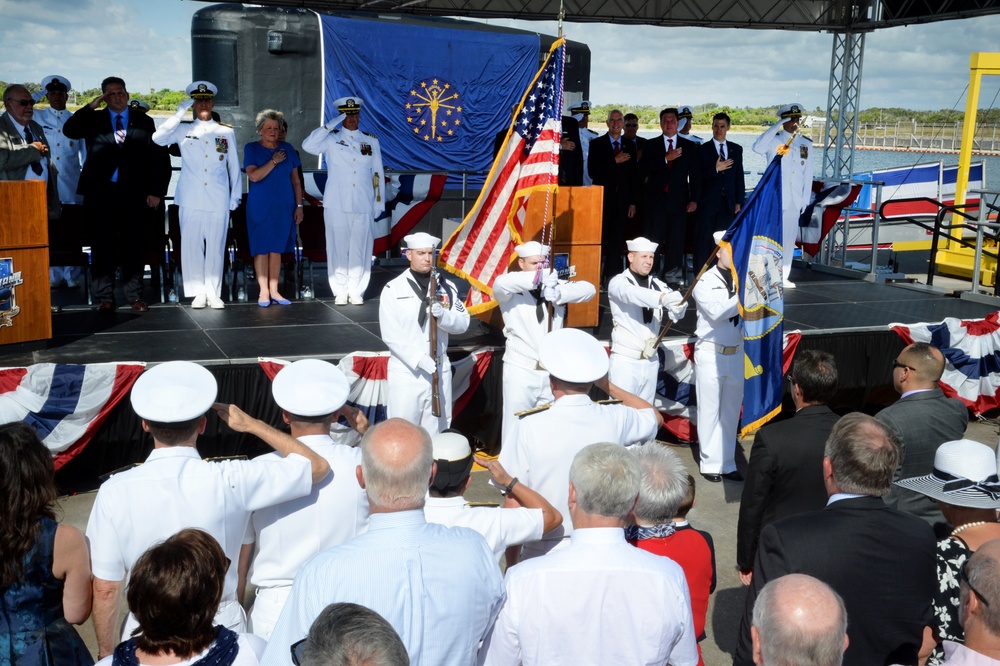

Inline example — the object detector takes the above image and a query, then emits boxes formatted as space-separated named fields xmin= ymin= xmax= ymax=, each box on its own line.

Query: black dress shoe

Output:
xmin=700 ymin=472 xmax=722 ymax=483
xmin=97 ymin=301 xmax=115 ymax=313
xmin=130 ymin=299 xmax=149 ymax=312
xmin=722 ymin=471 xmax=744 ymax=482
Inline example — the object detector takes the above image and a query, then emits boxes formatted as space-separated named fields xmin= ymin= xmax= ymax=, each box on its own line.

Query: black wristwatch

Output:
xmin=500 ymin=477 xmax=519 ymax=496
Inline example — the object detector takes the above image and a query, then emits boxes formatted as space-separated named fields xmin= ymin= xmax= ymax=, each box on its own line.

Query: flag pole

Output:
xmin=652 ymin=245 xmax=720 ymax=348
xmin=558 ymin=0 xmax=565 ymax=38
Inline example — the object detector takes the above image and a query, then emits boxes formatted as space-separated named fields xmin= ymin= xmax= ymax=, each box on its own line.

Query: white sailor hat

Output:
xmin=539 ymin=328 xmax=609 ymax=383
xmin=403 ymin=232 xmax=440 ymax=249
xmin=515 ymin=241 xmax=550 ymax=259
xmin=713 ymin=230 xmax=726 ymax=244
xmin=130 ymin=361 xmax=217 ymax=423
xmin=778 ymin=103 xmax=804 ymax=119
xmin=569 ymin=100 xmax=592 ymax=115
xmin=678 ymin=105 xmax=694 ymax=119
xmin=431 ymin=430 xmax=474 ymax=491
xmin=186 ymin=81 xmax=217 ymax=99
xmin=895 ymin=439 xmax=1000 ymax=509
xmin=334 ymin=96 xmax=363 ymax=114
xmin=272 ymin=359 xmax=350 ymax=417
xmin=626 ymin=237 xmax=658 ymax=253
xmin=128 ymin=99 xmax=150 ymax=112
xmin=41 ymin=75 xmax=70 ymax=92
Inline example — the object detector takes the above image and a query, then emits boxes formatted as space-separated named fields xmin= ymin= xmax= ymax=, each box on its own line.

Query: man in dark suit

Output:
xmin=695 ymin=112 xmax=745 ymax=271
xmin=736 ymin=349 xmax=841 ymax=581
xmin=63 ymin=76 xmax=170 ymax=313
xmin=588 ymin=109 xmax=637 ymax=280
xmin=558 ymin=115 xmax=583 ymax=187
xmin=638 ymin=107 xmax=701 ymax=286
xmin=877 ymin=341 xmax=968 ymax=536
xmin=734 ymin=413 xmax=936 ymax=666
xmin=622 ymin=113 xmax=646 ymax=158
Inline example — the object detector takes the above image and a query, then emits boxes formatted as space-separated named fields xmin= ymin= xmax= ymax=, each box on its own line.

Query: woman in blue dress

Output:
xmin=0 ymin=422 xmax=94 ymax=665
xmin=243 ymin=109 xmax=303 ymax=306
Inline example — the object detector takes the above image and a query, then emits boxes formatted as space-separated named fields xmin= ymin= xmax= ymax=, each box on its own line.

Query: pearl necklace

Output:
xmin=952 ymin=521 xmax=992 ymax=536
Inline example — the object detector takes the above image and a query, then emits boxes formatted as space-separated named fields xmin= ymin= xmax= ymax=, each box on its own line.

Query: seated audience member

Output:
xmin=751 ymin=574 xmax=849 ymax=666
xmin=894 ymin=439 xmax=1000 ymax=664
xmin=478 ymin=443 xmax=698 ymax=666
xmin=292 ymin=602 xmax=409 ymax=666
xmin=628 ymin=447 xmax=715 ymax=666
xmin=424 ymin=430 xmax=561 ymax=561
xmin=97 ymin=528 xmax=266 ymax=666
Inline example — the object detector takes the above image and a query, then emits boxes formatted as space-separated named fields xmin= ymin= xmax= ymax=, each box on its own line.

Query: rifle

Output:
xmin=428 ymin=268 xmax=442 ymax=418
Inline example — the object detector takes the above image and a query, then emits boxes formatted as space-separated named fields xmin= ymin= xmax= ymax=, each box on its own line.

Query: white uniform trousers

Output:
xmin=124 ymin=597 xmax=245 ymax=639
xmin=609 ymin=353 xmax=659 ymax=405
xmin=781 ymin=204 xmax=800 ymax=280
xmin=500 ymin=362 xmax=553 ymax=450
xmin=694 ymin=342 xmax=743 ymax=474
xmin=324 ymin=208 xmax=373 ymax=299
xmin=386 ymin=357 xmax=452 ymax=435
xmin=180 ymin=207 xmax=229 ymax=298
xmin=248 ymin=586 xmax=289 ymax=640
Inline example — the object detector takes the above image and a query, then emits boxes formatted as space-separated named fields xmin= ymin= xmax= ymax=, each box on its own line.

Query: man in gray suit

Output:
xmin=877 ymin=342 xmax=968 ymax=536
xmin=0 ymin=84 xmax=59 ymax=218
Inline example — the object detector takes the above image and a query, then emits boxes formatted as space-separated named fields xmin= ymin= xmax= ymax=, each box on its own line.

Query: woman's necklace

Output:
xmin=952 ymin=520 xmax=993 ymax=536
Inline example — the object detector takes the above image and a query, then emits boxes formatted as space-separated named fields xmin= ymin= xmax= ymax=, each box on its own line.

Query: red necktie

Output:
xmin=612 ymin=139 xmax=620 ymax=155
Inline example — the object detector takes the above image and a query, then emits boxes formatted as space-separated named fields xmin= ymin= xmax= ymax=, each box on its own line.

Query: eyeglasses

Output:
xmin=961 ymin=559 xmax=990 ymax=607
xmin=290 ymin=638 xmax=307 ymax=665
xmin=9 ymin=99 xmax=34 ymax=107
xmin=891 ymin=359 xmax=915 ymax=372
xmin=624 ymin=123 xmax=638 ymax=128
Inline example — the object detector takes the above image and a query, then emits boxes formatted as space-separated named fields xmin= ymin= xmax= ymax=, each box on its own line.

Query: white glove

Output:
xmin=666 ymin=301 xmax=689 ymax=322
xmin=430 ymin=302 xmax=444 ymax=318
xmin=175 ymin=98 xmax=194 ymax=115
xmin=542 ymin=284 xmax=561 ymax=303
xmin=541 ymin=269 xmax=560 ymax=290
xmin=229 ymin=198 xmax=241 ymax=212
xmin=417 ymin=355 xmax=437 ymax=374
xmin=660 ymin=291 xmax=683 ymax=307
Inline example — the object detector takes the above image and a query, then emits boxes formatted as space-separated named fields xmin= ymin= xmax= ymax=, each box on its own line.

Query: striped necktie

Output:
xmin=115 ymin=115 xmax=125 ymax=145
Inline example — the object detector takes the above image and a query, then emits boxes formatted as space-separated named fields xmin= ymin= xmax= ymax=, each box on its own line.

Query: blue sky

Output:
xmin=6 ymin=0 xmax=1000 ymax=112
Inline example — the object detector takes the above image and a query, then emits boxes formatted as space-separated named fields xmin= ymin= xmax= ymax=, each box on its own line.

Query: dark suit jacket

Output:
xmin=736 ymin=404 xmax=840 ymax=571
xmin=637 ymin=134 xmax=701 ymax=239
xmin=698 ymin=139 xmax=745 ymax=217
xmin=589 ymin=133 xmax=638 ymax=256
xmin=877 ymin=388 xmax=968 ymax=531
xmin=63 ymin=105 xmax=169 ymax=200
xmin=734 ymin=496 xmax=936 ymax=666
xmin=558 ymin=116 xmax=583 ymax=187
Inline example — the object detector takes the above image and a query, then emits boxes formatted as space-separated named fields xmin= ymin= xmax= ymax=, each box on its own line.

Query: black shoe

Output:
xmin=722 ymin=471 xmax=744 ymax=482
xmin=700 ymin=472 xmax=722 ymax=483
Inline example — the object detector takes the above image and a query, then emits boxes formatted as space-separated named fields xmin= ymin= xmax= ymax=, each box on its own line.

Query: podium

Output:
xmin=0 ymin=180 xmax=52 ymax=344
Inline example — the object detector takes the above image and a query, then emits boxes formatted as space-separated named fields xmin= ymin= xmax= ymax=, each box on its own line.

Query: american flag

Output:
xmin=439 ymin=38 xmax=565 ymax=314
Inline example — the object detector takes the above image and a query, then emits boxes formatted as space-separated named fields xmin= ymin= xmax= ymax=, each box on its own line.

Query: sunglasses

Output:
xmin=9 ymin=99 xmax=35 ymax=107
xmin=891 ymin=359 xmax=915 ymax=372
xmin=961 ymin=559 xmax=990 ymax=607
xmin=290 ymin=638 xmax=307 ymax=665
xmin=624 ymin=123 xmax=638 ymax=127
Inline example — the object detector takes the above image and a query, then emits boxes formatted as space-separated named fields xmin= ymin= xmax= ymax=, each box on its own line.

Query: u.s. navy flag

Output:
xmin=439 ymin=39 xmax=565 ymax=314
xmin=719 ymin=155 xmax=786 ymax=435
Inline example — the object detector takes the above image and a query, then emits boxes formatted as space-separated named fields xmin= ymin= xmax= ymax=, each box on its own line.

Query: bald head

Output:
xmin=752 ymin=574 xmax=848 ymax=666
xmin=895 ymin=342 xmax=945 ymax=389
xmin=963 ymin=539 xmax=1000 ymax=637
xmin=358 ymin=418 xmax=434 ymax=512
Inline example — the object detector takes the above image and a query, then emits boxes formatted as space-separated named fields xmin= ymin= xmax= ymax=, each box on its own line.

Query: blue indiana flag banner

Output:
xmin=318 ymin=16 xmax=539 ymax=174
xmin=719 ymin=154 xmax=786 ymax=436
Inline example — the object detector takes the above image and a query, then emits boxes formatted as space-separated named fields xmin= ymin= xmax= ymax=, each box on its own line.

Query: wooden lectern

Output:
xmin=475 ymin=185 xmax=603 ymax=330
xmin=0 ymin=180 xmax=52 ymax=344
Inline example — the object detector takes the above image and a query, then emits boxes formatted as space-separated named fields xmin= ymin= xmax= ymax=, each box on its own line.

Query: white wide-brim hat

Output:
xmin=272 ymin=359 xmax=350 ymax=417
xmin=894 ymin=438 xmax=1000 ymax=509
xmin=131 ymin=361 xmax=217 ymax=422
xmin=539 ymin=328 xmax=609 ymax=383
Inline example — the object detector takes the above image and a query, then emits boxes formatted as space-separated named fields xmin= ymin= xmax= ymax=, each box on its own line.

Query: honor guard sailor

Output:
xmin=608 ymin=237 xmax=687 ymax=404
xmin=378 ymin=232 xmax=469 ymax=435
xmin=302 ymin=95 xmax=385 ymax=305
xmin=752 ymin=103 xmax=814 ymax=288
xmin=499 ymin=328 xmax=662 ymax=562
xmin=692 ymin=231 xmax=744 ymax=482
xmin=492 ymin=241 xmax=595 ymax=448
xmin=152 ymin=80 xmax=241 ymax=309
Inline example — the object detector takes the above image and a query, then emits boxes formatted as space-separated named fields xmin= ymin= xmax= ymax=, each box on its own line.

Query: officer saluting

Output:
xmin=378 ymin=232 xmax=469 ymax=435
xmin=152 ymin=81 xmax=241 ymax=309
xmin=302 ymin=95 xmax=385 ymax=305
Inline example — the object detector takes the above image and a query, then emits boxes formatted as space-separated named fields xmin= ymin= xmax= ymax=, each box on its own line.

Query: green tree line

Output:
xmin=0 ymin=81 xmax=188 ymax=111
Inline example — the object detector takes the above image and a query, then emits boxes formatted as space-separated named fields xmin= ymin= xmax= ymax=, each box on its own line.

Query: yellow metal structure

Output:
xmin=935 ymin=53 xmax=1000 ymax=285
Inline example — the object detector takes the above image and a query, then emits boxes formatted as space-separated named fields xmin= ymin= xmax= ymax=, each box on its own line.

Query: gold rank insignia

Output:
xmin=406 ymin=77 xmax=462 ymax=142
xmin=215 ymin=137 xmax=228 ymax=153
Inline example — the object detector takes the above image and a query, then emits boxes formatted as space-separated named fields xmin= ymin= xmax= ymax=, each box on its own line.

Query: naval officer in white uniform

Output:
xmin=152 ymin=81 xmax=241 ymax=309
xmin=492 ymin=241 xmax=595 ymax=448
xmin=678 ymin=105 xmax=707 ymax=144
xmin=378 ymin=232 xmax=469 ymax=435
xmin=302 ymin=96 xmax=385 ymax=305
xmin=608 ymin=237 xmax=687 ymax=404
xmin=244 ymin=359 xmax=369 ymax=639
xmin=752 ymin=103 xmax=814 ymax=288
xmin=692 ymin=231 xmax=744 ymax=483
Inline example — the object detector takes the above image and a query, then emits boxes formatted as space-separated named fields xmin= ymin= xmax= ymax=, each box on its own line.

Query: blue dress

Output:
xmin=0 ymin=517 xmax=94 ymax=665
xmin=242 ymin=141 xmax=301 ymax=256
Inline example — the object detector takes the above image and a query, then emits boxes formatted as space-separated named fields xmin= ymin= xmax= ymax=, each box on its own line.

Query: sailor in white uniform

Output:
xmin=692 ymin=231 xmax=744 ymax=482
xmin=152 ymin=81 xmax=241 ymax=309
xmin=751 ymin=103 xmax=814 ymax=287
xmin=678 ymin=105 xmax=706 ymax=144
xmin=570 ymin=100 xmax=599 ymax=186
xmin=378 ymin=232 xmax=469 ymax=435
xmin=608 ymin=237 xmax=688 ymax=404
xmin=245 ymin=359 xmax=369 ymax=640
xmin=36 ymin=75 xmax=86 ymax=288
xmin=492 ymin=241 xmax=595 ymax=447
xmin=302 ymin=96 xmax=385 ymax=305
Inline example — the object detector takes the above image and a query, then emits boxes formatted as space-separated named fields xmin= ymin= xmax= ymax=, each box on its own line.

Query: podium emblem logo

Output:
xmin=0 ymin=258 xmax=24 ymax=328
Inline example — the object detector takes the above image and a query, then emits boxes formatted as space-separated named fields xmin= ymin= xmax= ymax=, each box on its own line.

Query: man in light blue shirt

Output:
xmin=263 ymin=418 xmax=504 ymax=666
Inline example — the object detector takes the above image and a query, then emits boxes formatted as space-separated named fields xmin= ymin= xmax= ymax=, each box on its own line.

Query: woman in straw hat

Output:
xmin=895 ymin=438 xmax=1000 ymax=664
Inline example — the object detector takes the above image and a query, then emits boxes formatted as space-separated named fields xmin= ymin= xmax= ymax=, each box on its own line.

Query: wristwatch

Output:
xmin=500 ymin=477 xmax=519 ymax=496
